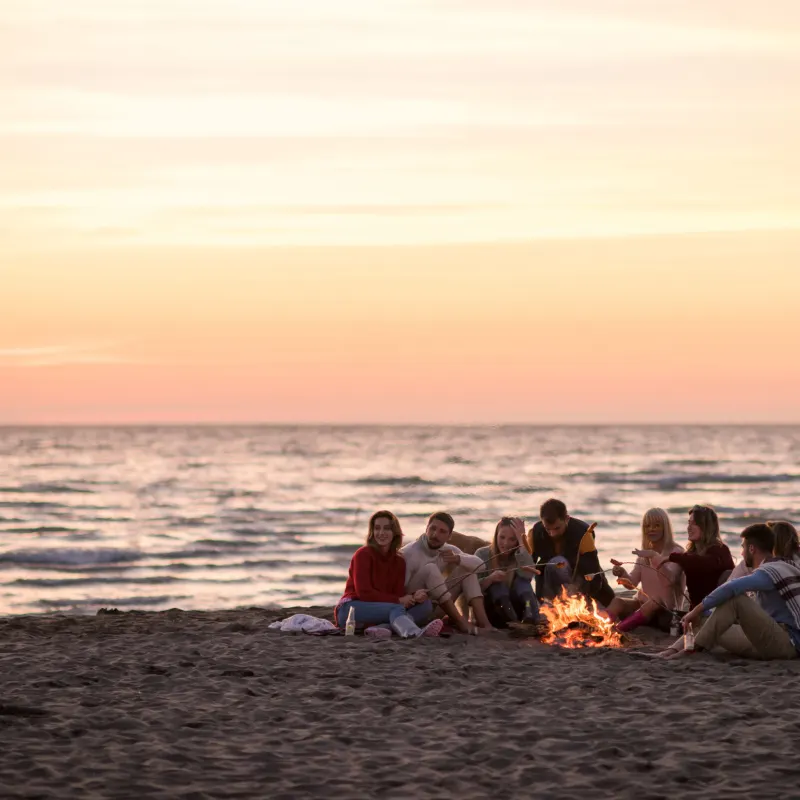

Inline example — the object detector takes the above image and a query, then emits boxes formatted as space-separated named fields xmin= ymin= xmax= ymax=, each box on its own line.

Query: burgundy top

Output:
xmin=668 ymin=543 xmax=734 ymax=608
xmin=340 ymin=545 xmax=405 ymax=604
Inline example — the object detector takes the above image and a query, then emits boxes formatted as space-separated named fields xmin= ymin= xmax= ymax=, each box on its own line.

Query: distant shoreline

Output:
xmin=3 ymin=422 xmax=800 ymax=429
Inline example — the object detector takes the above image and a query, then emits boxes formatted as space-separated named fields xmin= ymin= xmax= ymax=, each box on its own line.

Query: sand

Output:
xmin=1 ymin=606 xmax=799 ymax=799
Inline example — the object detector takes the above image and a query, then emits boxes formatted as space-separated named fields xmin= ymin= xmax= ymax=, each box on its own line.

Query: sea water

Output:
xmin=1 ymin=425 xmax=798 ymax=616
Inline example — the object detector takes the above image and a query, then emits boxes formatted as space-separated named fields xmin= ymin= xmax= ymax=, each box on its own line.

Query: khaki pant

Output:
xmin=406 ymin=556 xmax=483 ymax=606
xmin=695 ymin=594 xmax=798 ymax=660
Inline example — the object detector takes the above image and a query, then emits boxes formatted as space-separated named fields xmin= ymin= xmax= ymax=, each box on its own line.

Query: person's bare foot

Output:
xmin=664 ymin=648 xmax=692 ymax=661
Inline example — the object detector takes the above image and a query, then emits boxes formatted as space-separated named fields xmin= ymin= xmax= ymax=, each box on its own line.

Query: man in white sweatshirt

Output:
xmin=400 ymin=511 xmax=494 ymax=633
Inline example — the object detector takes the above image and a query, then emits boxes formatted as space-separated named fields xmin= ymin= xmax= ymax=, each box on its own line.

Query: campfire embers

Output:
xmin=539 ymin=588 xmax=623 ymax=649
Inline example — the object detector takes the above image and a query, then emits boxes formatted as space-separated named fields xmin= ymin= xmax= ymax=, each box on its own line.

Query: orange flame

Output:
xmin=540 ymin=587 xmax=622 ymax=649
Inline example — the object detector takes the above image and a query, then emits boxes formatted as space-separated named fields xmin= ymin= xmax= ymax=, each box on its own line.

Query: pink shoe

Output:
xmin=364 ymin=626 xmax=392 ymax=640
xmin=420 ymin=619 xmax=443 ymax=638
xmin=617 ymin=609 xmax=647 ymax=633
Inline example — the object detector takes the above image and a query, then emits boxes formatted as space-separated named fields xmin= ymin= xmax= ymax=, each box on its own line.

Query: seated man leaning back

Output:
xmin=527 ymin=498 xmax=615 ymax=609
xmin=400 ymin=511 xmax=494 ymax=634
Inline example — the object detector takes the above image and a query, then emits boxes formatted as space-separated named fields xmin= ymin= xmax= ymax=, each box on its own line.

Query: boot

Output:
xmin=390 ymin=613 xmax=423 ymax=639
xmin=617 ymin=609 xmax=647 ymax=633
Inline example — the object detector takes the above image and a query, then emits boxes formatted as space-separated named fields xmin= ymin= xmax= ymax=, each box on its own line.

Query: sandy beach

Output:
xmin=0 ymin=609 xmax=800 ymax=800
xmin=1 ymin=607 xmax=799 ymax=799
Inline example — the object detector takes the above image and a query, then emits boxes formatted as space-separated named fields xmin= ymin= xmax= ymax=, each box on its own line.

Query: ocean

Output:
xmin=1 ymin=425 xmax=798 ymax=616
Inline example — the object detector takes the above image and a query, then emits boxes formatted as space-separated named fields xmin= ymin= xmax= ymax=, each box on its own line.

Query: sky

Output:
xmin=2 ymin=0 xmax=800 ymax=424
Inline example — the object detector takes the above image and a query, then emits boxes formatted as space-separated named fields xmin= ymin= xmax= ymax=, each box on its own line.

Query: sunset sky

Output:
xmin=3 ymin=1 xmax=800 ymax=423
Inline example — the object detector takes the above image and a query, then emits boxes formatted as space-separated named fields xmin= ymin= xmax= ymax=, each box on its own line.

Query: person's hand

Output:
xmin=439 ymin=549 xmax=461 ymax=566
xmin=399 ymin=594 xmax=415 ymax=609
xmin=610 ymin=558 xmax=629 ymax=579
xmin=651 ymin=554 xmax=669 ymax=570
xmin=520 ymin=565 xmax=541 ymax=576
xmin=490 ymin=569 xmax=506 ymax=583
xmin=510 ymin=517 xmax=527 ymax=547
xmin=632 ymin=549 xmax=657 ymax=559
xmin=682 ymin=604 xmax=703 ymax=631
xmin=412 ymin=589 xmax=428 ymax=604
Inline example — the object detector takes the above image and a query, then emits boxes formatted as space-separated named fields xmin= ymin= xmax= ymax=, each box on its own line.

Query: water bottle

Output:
xmin=345 ymin=606 xmax=356 ymax=637
xmin=684 ymin=622 xmax=695 ymax=652
xmin=523 ymin=599 xmax=534 ymax=621
xmin=670 ymin=614 xmax=680 ymax=638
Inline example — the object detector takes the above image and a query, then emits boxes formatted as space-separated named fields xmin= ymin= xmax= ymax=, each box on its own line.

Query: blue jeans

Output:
xmin=336 ymin=599 xmax=434 ymax=629
xmin=541 ymin=555 xmax=614 ymax=608
xmin=542 ymin=555 xmax=572 ymax=600
xmin=485 ymin=576 xmax=540 ymax=626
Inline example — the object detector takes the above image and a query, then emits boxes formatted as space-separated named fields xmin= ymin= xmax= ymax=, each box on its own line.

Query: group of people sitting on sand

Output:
xmin=336 ymin=498 xmax=800 ymax=662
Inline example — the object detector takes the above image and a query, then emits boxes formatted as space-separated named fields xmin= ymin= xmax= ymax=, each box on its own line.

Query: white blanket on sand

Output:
xmin=268 ymin=614 xmax=337 ymax=633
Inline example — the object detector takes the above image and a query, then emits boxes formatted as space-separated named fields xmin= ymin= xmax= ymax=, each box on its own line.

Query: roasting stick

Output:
xmin=421 ymin=544 xmax=545 ymax=600
xmin=583 ymin=560 xmax=692 ymax=611
xmin=425 ymin=521 xmax=600 ymax=600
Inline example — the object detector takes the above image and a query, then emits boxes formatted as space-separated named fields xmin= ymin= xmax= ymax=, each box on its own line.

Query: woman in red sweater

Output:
xmin=648 ymin=504 xmax=734 ymax=608
xmin=336 ymin=510 xmax=442 ymax=639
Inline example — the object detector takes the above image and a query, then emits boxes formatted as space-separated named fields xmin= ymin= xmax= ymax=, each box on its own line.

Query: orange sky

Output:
xmin=3 ymin=2 xmax=800 ymax=423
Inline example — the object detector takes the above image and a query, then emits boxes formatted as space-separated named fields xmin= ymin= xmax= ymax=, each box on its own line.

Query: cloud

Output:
xmin=0 ymin=342 xmax=139 ymax=367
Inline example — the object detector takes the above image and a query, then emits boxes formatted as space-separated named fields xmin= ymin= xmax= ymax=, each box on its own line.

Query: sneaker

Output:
xmin=364 ymin=626 xmax=392 ymax=640
xmin=420 ymin=619 xmax=443 ymax=638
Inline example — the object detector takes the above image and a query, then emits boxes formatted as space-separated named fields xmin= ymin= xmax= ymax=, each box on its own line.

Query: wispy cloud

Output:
xmin=0 ymin=342 xmax=139 ymax=367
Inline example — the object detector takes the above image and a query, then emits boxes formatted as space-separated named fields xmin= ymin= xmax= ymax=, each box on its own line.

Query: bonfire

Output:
xmin=509 ymin=588 xmax=624 ymax=649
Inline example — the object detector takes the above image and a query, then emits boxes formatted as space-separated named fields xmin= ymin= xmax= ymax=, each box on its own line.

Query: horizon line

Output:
xmin=2 ymin=421 xmax=800 ymax=429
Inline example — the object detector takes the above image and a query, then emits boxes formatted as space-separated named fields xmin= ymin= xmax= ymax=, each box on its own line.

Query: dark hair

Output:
xmin=540 ymin=498 xmax=567 ymax=524
xmin=367 ymin=510 xmax=404 ymax=554
xmin=427 ymin=511 xmax=454 ymax=534
xmin=687 ymin=505 xmax=722 ymax=554
xmin=766 ymin=520 xmax=799 ymax=560
xmin=741 ymin=523 xmax=775 ymax=555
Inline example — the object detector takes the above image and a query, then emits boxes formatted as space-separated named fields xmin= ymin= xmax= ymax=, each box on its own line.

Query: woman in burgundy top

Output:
xmin=336 ymin=510 xmax=442 ymax=639
xmin=652 ymin=505 xmax=734 ymax=608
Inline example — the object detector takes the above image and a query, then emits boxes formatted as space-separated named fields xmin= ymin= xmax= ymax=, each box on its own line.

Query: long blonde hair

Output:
xmin=641 ymin=507 xmax=677 ymax=553
xmin=489 ymin=517 xmax=530 ymax=570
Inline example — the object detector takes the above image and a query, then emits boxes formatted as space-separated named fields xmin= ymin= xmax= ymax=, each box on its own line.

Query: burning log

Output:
xmin=539 ymin=587 xmax=624 ymax=649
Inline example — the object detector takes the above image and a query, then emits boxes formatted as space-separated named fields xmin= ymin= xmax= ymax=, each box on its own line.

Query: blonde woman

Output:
xmin=474 ymin=517 xmax=541 ymax=627
xmin=607 ymin=508 xmax=686 ymax=632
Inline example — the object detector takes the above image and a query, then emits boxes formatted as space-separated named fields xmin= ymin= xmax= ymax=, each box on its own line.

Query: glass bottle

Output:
xmin=684 ymin=622 xmax=695 ymax=652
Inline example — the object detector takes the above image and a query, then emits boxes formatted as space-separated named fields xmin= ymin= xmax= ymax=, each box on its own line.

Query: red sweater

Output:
xmin=668 ymin=543 xmax=734 ymax=608
xmin=340 ymin=546 xmax=405 ymax=604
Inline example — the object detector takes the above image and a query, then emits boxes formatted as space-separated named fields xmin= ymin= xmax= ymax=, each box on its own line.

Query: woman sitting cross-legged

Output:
xmin=474 ymin=517 xmax=542 ymax=628
xmin=606 ymin=507 xmax=687 ymax=632
xmin=336 ymin=510 xmax=443 ymax=639
xmin=649 ymin=504 xmax=734 ymax=657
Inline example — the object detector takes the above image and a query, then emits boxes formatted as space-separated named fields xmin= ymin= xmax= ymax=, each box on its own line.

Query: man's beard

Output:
xmin=426 ymin=537 xmax=443 ymax=549
xmin=744 ymin=551 xmax=754 ymax=569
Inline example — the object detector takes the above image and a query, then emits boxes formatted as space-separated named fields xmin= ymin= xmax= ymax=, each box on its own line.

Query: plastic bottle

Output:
xmin=523 ymin=599 xmax=534 ymax=621
xmin=345 ymin=606 xmax=356 ymax=637
xmin=684 ymin=622 xmax=695 ymax=652
xmin=670 ymin=614 xmax=680 ymax=638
